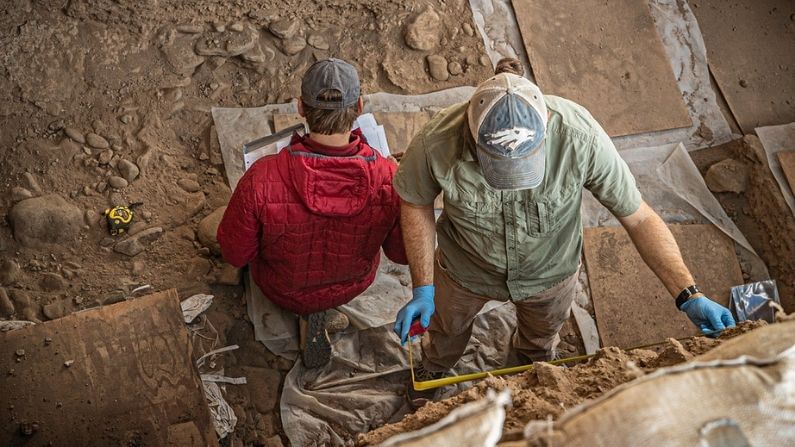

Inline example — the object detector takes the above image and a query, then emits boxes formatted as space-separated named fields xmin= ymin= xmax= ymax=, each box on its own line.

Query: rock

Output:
xmin=117 ymin=159 xmax=140 ymax=183
xmin=269 ymin=19 xmax=300 ymax=39
xmin=126 ymin=221 xmax=148 ymax=236
xmin=534 ymin=362 xmax=571 ymax=389
xmin=307 ymin=34 xmax=329 ymax=50
xmin=479 ymin=54 xmax=491 ymax=66
xmin=162 ymin=33 xmax=206 ymax=74
xmin=9 ymin=195 xmax=83 ymax=247
xmin=216 ymin=263 xmax=241 ymax=285
xmin=0 ymin=287 xmax=14 ymax=317
xmin=653 ymin=338 xmax=695 ymax=368
xmin=281 ymin=36 xmax=306 ymax=56
xmin=39 ymin=273 xmax=66 ymax=292
xmin=183 ymin=192 xmax=206 ymax=218
xmin=187 ymin=257 xmax=212 ymax=278
xmin=176 ymin=24 xmax=203 ymax=34
xmin=448 ymin=61 xmax=463 ymax=76
xmin=108 ymin=176 xmax=128 ymax=189
xmin=23 ymin=172 xmax=42 ymax=193
xmin=43 ymin=299 xmax=70 ymax=320
xmin=114 ymin=227 xmax=164 ymax=257
xmin=64 ymin=127 xmax=85 ymax=144
xmin=178 ymin=178 xmax=201 ymax=193
xmin=98 ymin=149 xmax=113 ymax=164
xmin=404 ymin=8 xmax=441 ymax=51
xmin=0 ymin=259 xmax=21 ymax=285
xmin=705 ymin=158 xmax=749 ymax=193
xmin=198 ymin=206 xmax=227 ymax=255
xmin=86 ymin=133 xmax=110 ymax=149
xmin=11 ymin=187 xmax=33 ymax=202
xmin=229 ymin=22 xmax=245 ymax=33
xmin=11 ymin=289 xmax=40 ymax=323
xmin=240 ymin=42 xmax=276 ymax=63
xmin=195 ymin=27 xmax=258 ymax=57
xmin=427 ymin=55 xmax=450 ymax=81
xmin=462 ymin=23 xmax=475 ymax=37
xmin=240 ymin=366 xmax=281 ymax=413
xmin=174 ymin=225 xmax=196 ymax=241
xmin=132 ymin=260 xmax=145 ymax=275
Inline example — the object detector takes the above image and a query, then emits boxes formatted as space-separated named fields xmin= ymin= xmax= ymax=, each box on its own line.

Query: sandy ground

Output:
xmin=1 ymin=1 xmax=793 ymax=446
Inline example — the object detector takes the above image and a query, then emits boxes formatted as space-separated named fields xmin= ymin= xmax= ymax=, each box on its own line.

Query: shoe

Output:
xmin=324 ymin=308 xmax=349 ymax=334
xmin=407 ymin=363 xmax=444 ymax=408
xmin=299 ymin=311 xmax=332 ymax=369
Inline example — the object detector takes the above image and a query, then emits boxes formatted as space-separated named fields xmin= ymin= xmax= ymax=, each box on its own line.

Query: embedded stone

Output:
xmin=9 ymin=195 xmax=83 ymax=247
xmin=197 ymin=206 xmax=227 ymax=255
xmin=269 ymin=19 xmax=300 ymax=39
xmin=86 ymin=133 xmax=110 ymax=149
xmin=108 ymin=176 xmax=128 ymax=189
xmin=404 ymin=8 xmax=441 ymax=51
xmin=113 ymin=227 xmax=164 ymax=257
xmin=427 ymin=55 xmax=450 ymax=81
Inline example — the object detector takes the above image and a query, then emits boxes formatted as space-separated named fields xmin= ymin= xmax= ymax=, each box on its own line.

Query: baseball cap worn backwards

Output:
xmin=467 ymin=73 xmax=548 ymax=190
xmin=301 ymin=58 xmax=360 ymax=110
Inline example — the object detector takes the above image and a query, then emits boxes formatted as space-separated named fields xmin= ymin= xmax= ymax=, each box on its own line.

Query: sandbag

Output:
xmin=378 ymin=390 xmax=510 ymax=447
xmin=523 ymin=322 xmax=795 ymax=446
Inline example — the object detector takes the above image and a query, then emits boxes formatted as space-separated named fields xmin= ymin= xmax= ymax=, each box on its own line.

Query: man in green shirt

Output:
xmin=392 ymin=71 xmax=735 ymax=404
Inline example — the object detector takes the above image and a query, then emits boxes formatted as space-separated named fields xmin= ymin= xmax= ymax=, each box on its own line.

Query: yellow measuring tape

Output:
xmin=407 ymin=329 xmax=721 ymax=391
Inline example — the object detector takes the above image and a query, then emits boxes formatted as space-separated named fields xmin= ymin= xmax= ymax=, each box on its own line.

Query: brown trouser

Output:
xmin=422 ymin=256 xmax=579 ymax=372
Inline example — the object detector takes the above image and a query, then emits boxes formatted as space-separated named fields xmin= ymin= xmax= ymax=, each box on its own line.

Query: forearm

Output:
xmin=400 ymin=199 xmax=436 ymax=287
xmin=619 ymin=202 xmax=695 ymax=297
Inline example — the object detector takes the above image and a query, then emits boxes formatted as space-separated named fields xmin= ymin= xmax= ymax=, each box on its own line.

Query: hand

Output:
xmin=680 ymin=296 xmax=736 ymax=335
xmin=394 ymin=285 xmax=435 ymax=345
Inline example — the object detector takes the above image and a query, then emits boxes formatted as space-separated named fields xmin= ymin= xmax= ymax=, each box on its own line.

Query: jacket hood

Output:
xmin=286 ymin=132 xmax=376 ymax=217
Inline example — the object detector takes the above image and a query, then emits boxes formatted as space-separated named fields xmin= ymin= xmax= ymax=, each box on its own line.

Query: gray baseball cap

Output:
xmin=467 ymin=73 xmax=548 ymax=190
xmin=301 ymin=58 xmax=360 ymax=109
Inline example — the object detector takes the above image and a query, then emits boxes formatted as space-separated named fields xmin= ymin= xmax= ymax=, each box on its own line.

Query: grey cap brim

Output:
xmin=477 ymin=143 xmax=545 ymax=190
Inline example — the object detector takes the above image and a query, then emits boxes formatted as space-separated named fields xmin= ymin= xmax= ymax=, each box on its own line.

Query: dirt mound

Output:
xmin=358 ymin=322 xmax=762 ymax=446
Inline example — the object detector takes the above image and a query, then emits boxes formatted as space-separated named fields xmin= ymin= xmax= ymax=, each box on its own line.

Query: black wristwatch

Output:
xmin=675 ymin=285 xmax=702 ymax=310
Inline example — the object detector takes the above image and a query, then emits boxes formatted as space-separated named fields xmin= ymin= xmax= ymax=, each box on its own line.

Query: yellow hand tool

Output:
xmin=407 ymin=324 xmax=722 ymax=391
xmin=103 ymin=202 xmax=142 ymax=236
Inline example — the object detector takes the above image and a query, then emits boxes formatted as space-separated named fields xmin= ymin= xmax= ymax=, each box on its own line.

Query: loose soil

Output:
xmin=358 ymin=321 xmax=765 ymax=446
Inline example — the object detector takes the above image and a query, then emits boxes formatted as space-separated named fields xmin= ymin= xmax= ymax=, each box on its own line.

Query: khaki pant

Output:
xmin=422 ymin=256 xmax=579 ymax=372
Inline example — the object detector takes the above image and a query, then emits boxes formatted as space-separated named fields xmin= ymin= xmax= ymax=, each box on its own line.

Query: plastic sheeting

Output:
xmin=467 ymin=0 xmax=734 ymax=150
xmin=756 ymin=122 xmax=795 ymax=217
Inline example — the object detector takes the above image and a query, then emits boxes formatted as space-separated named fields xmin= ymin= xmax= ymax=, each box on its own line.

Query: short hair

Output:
xmin=303 ymin=90 xmax=359 ymax=135
xmin=494 ymin=57 xmax=524 ymax=77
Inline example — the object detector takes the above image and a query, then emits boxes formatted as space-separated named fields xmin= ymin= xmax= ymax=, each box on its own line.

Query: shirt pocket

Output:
xmin=522 ymin=186 xmax=578 ymax=236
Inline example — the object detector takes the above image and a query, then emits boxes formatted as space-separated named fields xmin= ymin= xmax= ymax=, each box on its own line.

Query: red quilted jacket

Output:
xmin=217 ymin=131 xmax=408 ymax=315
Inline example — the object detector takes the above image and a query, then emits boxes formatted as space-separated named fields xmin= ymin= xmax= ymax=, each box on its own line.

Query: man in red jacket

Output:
xmin=217 ymin=59 xmax=408 ymax=368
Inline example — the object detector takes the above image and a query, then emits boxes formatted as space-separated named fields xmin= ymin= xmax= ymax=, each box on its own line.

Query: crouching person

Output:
xmin=217 ymin=59 xmax=407 ymax=368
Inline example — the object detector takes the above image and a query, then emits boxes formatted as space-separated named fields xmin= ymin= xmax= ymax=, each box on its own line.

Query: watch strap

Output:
xmin=676 ymin=285 xmax=701 ymax=310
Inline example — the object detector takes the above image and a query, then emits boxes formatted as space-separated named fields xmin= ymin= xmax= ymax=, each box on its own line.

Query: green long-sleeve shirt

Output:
xmin=393 ymin=96 xmax=641 ymax=300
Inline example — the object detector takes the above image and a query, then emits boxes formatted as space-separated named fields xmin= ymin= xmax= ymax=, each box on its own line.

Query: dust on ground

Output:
xmin=357 ymin=321 xmax=764 ymax=446
xmin=0 ymin=1 xmax=491 ymax=444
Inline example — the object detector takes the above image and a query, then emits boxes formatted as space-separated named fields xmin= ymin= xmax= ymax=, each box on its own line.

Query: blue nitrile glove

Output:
xmin=680 ymin=296 xmax=736 ymax=336
xmin=394 ymin=285 xmax=435 ymax=345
